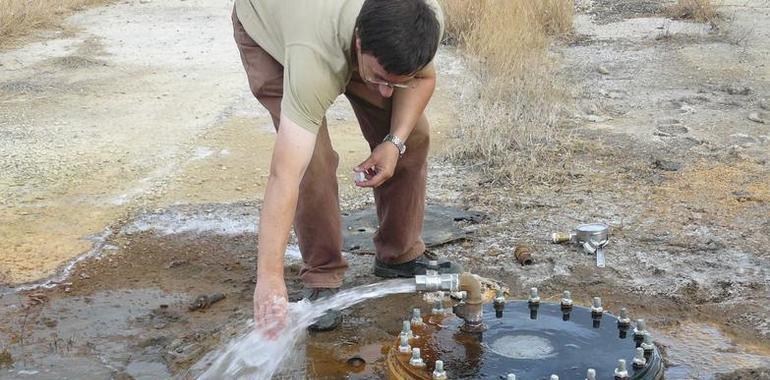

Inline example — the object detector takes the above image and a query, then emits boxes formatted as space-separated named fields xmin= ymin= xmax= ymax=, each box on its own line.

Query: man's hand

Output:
xmin=354 ymin=141 xmax=400 ymax=188
xmin=253 ymin=275 xmax=288 ymax=339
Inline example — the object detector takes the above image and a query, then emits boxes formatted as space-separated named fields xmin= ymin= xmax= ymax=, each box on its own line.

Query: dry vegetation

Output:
xmin=439 ymin=0 xmax=575 ymax=184
xmin=667 ymin=0 xmax=721 ymax=23
xmin=0 ymin=0 xmax=108 ymax=48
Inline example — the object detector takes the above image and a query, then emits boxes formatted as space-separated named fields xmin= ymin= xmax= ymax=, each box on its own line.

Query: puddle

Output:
xmin=657 ymin=322 xmax=770 ymax=379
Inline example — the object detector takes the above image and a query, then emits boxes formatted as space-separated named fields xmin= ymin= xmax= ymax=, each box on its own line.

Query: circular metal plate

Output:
xmin=397 ymin=301 xmax=662 ymax=379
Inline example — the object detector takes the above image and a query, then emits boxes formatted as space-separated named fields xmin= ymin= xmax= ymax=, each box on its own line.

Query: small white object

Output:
xmin=586 ymin=368 xmax=597 ymax=380
xmin=529 ymin=287 xmax=540 ymax=304
xmin=399 ymin=334 xmax=411 ymax=353
xmin=507 ymin=374 xmax=516 ymax=380
xmin=561 ymin=290 xmax=573 ymax=307
xmin=432 ymin=360 xmax=447 ymax=380
xmin=411 ymin=308 xmax=424 ymax=326
xmin=354 ymin=171 xmax=366 ymax=183
xmin=591 ymin=297 xmax=603 ymax=314
xmin=550 ymin=375 xmax=559 ymax=380
xmin=614 ymin=359 xmax=629 ymax=378
xmin=409 ymin=348 xmax=425 ymax=367
xmin=633 ymin=347 xmax=647 ymax=367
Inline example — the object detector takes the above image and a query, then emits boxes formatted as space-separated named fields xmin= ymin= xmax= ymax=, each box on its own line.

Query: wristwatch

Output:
xmin=383 ymin=133 xmax=406 ymax=156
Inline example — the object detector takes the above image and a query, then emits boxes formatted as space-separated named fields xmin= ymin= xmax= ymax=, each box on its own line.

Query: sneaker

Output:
xmin=302 ymin=287 xmax=342 ymax=332
xmin=373 ymin=251 xmax=463 ymax=278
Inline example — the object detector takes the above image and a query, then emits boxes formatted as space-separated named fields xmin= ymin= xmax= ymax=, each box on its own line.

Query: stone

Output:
xmin=652 ymin=159 xmax=682 ymax=172
xmin=748 ymin=112 xmax=767 ymax=124
xmin=597 ymin=66 xmax=610 ymax=75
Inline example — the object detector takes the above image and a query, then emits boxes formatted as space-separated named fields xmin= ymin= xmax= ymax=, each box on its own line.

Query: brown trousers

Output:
xmin=232 ymin=10 xmax=429 ymax=288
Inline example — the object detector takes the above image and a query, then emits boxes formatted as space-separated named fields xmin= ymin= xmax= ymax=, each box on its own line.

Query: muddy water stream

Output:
xmin=193 ymin=279 xmax=416 ymax=379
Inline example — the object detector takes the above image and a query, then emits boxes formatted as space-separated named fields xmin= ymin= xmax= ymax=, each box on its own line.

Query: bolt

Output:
xmin=633 ymin=347 xmax=647 ymax=368
xmin=614 ymin=359 xmax=629 ymax=379
xmin=427 ymin=260 xmax=439 ymax=276
xmin=641 ymin=332 xmax=655 ymax=354
xmin=432 ymin=360 xmax=447 ymax=380
xmin=591 ymin=297 xmax=603 ymax=314
xmin=400 ymin=320 xmax=413 ymax=340
xmin=507 ymin=375 xmax=516 ymax=380
xmin=550 ymin=375 xmax=559 ymax=380
xmin=586 ymin=368 xmax=596 ymax=380
xmin=561 ymin=290 xmax=573 ymax=308
xmin=528 ymin=287 xmax=540 ymax=304
xmin=494 ymin=288 xmax=505 ymax=304
xmin=432 ymin=299 xmax=445 ymax=315
xmin=398 ymin=334 xmax=411 ymax=353
xmin=411 ymin=308 xmax=424 ymax=326
xmin=634 ymin=319 xmax=647 ymax=340
xmin=617 ymin=307 xmax=631 ymax=326
xmin=409 ymin=348 xmax=425 ymax=367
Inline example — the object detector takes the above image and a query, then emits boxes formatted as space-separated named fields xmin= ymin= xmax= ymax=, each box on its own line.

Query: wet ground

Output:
xmin=2 ymin=0 xmax=770 ymax=379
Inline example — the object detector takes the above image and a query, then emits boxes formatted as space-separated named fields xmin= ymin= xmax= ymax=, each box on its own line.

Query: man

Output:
xmin=232 ymin=0 xmax=461 ymax=336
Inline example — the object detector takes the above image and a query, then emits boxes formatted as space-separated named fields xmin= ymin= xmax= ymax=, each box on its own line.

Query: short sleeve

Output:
xmin=281 ymin=45 xmax=344 ymax=134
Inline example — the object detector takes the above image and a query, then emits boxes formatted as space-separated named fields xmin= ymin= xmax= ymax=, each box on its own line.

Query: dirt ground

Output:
xmin=1 ymin=0 xmax=769 ymax=379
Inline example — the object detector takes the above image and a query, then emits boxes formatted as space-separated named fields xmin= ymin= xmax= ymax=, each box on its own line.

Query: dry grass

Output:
xmin=667 ymin=0 xmax=721 ymax=23
xmin=0 ymin=0 xmax=108 ymax=48
xmin=439 ymin=0 xmax=575 ymax=184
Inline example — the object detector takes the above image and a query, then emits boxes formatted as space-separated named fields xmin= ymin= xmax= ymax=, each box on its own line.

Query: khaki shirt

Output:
xmin=234 ymin=0 xmax=444 ymax=133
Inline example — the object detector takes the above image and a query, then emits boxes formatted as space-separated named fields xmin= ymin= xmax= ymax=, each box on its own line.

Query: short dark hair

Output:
xmin=355 ymin=0 xmax=441 ymax=75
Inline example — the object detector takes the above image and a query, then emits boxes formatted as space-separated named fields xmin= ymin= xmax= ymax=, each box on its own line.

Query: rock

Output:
xmin=723 ymin=85 xmax=751 ymax=95
xmin=760 ymin=99 xmax=769 ymax=111
xmin=584 ymin=114 xmax=608 ymax=123
xmin=188 ymin=293 xmax=226 ymax=311
xmin=748 ymin=112 xmax=767 ymax=124
xmin=139 ymin=0 xmax=151 ymax=3
xmin=653 ymin=159 xmax=682 ymax=172
xmin=732 ymin=190 xmax=756 ymax=202
xmin=597 ymin=66 xmax=610 ymax=75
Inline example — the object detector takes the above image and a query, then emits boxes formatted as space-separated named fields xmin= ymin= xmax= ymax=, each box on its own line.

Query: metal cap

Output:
xmin=400 ymin=320 xmax=413 ymax=340
xmin=591 ymin=297 xmax=603 ymax=314
xmin=507 ymin=374 xmax=516 ymax=380
xmin=398 ymin=334 xmax=411 ymax=353
xmin=641 ymin=332 xmax=655 ymax=353
xmin=529 ymin=287 xmax=540 ymax=304
xmin=550 ymin=375 xmax=559 ymax=380
xmin=411 ymin=308 xmax=424 ymax=326
xmin=409 ymin=348 xmax=425 ymax=367
xmin=586 ymin=368 xmax=596 ymax=380
xmin=561 ymin=290 xmax=573 ymax=307
xmin=614 ymin=359 xmax=629 ymax=378
xmin=617 ymin=307 xmax=631 ymax=325
xmin=432 ymin=360 xmax=447 ymax=380
xmin=633 ymin=347 xmax=647 ymax=368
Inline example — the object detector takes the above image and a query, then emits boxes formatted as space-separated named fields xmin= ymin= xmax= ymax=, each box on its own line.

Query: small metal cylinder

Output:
xmin=641 ymin=332 xmax=655 ymax=355
xmin=409 ymin=348 xmax=425 ymax=367
xmin=550 ymin=375 xmax=559 ymax=380
xmin=507 ymin=374 xmax=516 ymax=380
xmin=614 ymin=359 xmax=629 ymax=379
xmin=586 ymin=368 xmax=597 ymax=380
xmin=400 ymin=320 xmax=413 ymax=340
xmin=514 ymin=245 xmax=533 ymax=265
xmin=551 ymin=232 xmax=573 ymax=244
xmin=415 ymin=274 xmax=459 ymax=292
xmin=591 ymin=297 xmax=603 ymax=314
xmin=561 ymin=290 xmax=573 ymax=308
xmin=398 ymin=334 xmax=411 ymax=353
xmin=411 ymin=308 xmax=424 ymax=326
xmin=633 ymin=347 xmax=647 ymax=368
xmin=617 ymin=307 xmax=631 ymax=326
xmin=528 ymin=287 xmax=540 ymax=304
xmin=634 ymin=319 xmax=647 ymax=340
xmin=494 ymin=288 xmax=506 ymax=304
xmin=432 ymin=360 xmax=447 ymax=380
xmin=432 ymin=299 xmax=445 ymax=315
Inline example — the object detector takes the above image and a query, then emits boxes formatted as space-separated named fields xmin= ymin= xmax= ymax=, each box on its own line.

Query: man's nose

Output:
xmin=378 ymin=84 xmax=394 ymax=98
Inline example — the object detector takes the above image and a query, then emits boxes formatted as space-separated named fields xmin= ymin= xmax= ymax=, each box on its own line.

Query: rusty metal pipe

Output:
xmin=455 ymin=272 xmax=485 ymax=332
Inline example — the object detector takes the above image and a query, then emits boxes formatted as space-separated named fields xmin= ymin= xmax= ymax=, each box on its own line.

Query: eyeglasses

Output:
xmin=364 ymin=77 xmax=416 ymax=89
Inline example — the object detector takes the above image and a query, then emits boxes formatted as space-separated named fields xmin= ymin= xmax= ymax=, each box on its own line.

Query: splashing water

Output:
xmin=195 ymin=278 xmax=417 ymax=379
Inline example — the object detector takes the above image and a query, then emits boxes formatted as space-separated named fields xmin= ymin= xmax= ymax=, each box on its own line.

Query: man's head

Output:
xmin=355 ymin=0 xmax=441 ymax=96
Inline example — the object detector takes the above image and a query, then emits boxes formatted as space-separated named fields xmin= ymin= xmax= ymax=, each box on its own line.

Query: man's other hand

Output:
xmin=353 ymin=141 xmax=400 ymax=188
xmin=253 ymin=276 xmax=288 ymax=339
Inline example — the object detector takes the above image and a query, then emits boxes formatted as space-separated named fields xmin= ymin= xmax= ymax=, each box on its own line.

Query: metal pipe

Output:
xmin=455 ymin=272 xmax=485 ymax=332
xmin=415 ymin=274 xmax=459 ymax=292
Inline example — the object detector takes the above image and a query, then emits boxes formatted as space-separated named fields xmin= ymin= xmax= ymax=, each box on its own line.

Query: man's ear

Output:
xmin=355 ymin=35 xmax=361 ymax=51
